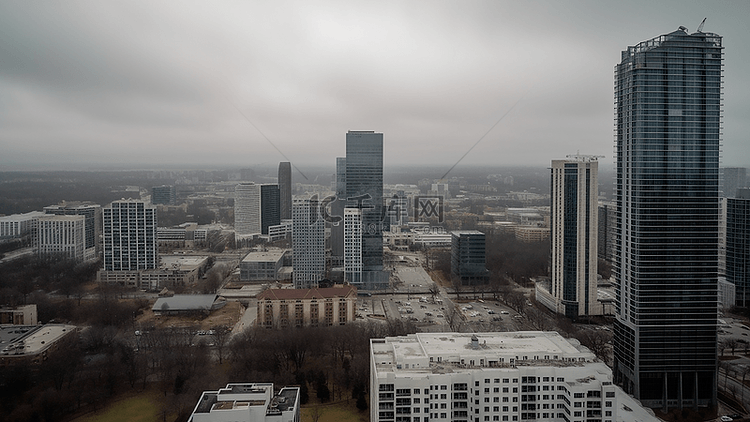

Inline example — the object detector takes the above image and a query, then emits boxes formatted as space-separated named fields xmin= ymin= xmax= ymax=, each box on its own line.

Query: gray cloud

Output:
xmin=1 ymin=1 xmax=748 ymax=170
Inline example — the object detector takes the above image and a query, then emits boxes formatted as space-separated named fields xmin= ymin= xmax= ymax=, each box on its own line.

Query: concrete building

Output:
xmin=726 ymin=188 xmax=750 ymax=307
xmin=139 ymin=255 xmax=210 ymax=291
xmin=548 ymin=157 xmax=599 ymax=317
xmin=292 ymin=196 xmax=325 ymax=288
xmin=613 ymin=27 xmax=722 ymax=409
xmin=369 ymin=331 xmax=659 ymax=422
xmin=256 ymin=285 xmax=357 ymax=328
xmin=0 ymin=211 xmax=44 ymax=244
xmin=188 ymin=383 xmax=300 ymax=422
xmin=36 ymin=215 xmax=86 ymax=262
xmin=0 ymin=324 xmax=77 ymax=366
xmin=451 ymin=230 xmax=489 ymax=286
xmin=44 ymin=202 xmax=101 ymax=259
xmin=268 ymin=220 xmax=292 ymax=242
xmin=239 ymin=249 xmax=289 ymax=281
xmin=102 ymin=200 xmax=158 ymax=271
xmin=344 ymin=208 xmax=363 ymax=284
xmin=278 ymin=162 xmax=292 ymax=221
xmin=157 ymin=223 xmax=208 ymax=248
xmin=234 ymin=183 xmax=280 ymax=239
xmin=346 ymin=130 xmax=388 ymax=289
xmin=152 ymin=185 xmax=177 ymax=205
xmin=0 ymin=304 xmax=37 ymax=325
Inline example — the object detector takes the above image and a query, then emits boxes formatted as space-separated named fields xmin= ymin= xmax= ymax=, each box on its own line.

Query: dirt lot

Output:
xmin=134 ymin=300 xmax=244 ymax=331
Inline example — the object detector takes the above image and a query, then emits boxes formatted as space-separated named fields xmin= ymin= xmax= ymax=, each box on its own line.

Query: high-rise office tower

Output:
xmin=234 ymin=183 xmax=280 ymax=239
xmin=103 ymin=200 xmax=158 ymax=271
xmin=260 ymin=184 xmax=280 ymax=234
xmin=292 ymin=196 xmax=325 ymax=288
xmin=278 ymin=162 xmax=292 ymax=220
xmin=726 ymin=188 xmax=750 ymax=307
xmin=44 ymin=202 xmax=101 ymax=260
xmin=345 ymin=131 xmax=387 ymax=289
xmin=721 ymin=167 xmax=747 ymax=198
xmin=151 ymin=185 xmax=176 ymax=205
xmin=330 ymin=157 xmax=347 ymax=267
xmin=549 ymin=157 xmax=599 ymax=317
xmin=612 ymin=27 xmax=722 ymax=409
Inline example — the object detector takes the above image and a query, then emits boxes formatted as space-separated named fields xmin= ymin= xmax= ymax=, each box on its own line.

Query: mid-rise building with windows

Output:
xmin=36 ymin=215 xmax=85 ymax=262
xmin=256 ymin=285 xmax=356 ymax=328
xmin=451 ymin=230 xmax=489 ymax=286
xmin=0 ymin=211 xmax=44 ymax=244
xmin=151 ymin=185 xmax=177 ymax=205
xmin=344 ymin=208 xmax=363 ymax=284
xmin=44 ymin=202 xmax=101 ymax=260
xmin=370 ymin=332 xmax=658 ymax=422
xmin=99 ymin=200 xmax=157 ymax=285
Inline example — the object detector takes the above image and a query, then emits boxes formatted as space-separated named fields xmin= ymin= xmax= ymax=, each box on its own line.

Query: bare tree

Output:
xmin=211 ymin=325 xmax=231 ymax=364
xmin=309 ymin=406 xmax=325 ymax=422
xmin=444 ymin=304 xmax=463 ymax=332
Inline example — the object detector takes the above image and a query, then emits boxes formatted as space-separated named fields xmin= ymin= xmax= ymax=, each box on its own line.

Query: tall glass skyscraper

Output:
xmin=612 ymin=27 xmax=722 ymax=409
xmin=345 ymin=131 xmax=388 ymax=289
xmin=278 ymin=162 xmax=292 ymax=220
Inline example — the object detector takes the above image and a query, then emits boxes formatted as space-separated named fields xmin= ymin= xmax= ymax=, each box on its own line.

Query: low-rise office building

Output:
xmin=0 ymin=304 xmax=37 ymax=325
xmin=256 ymin=285 xmax=357 ymax=328
xmin=0 ymin=324 xmax=77 ymax=366
xmin=188 ymin=383 xmax=300 ymax=422
xmin=370 ymin=331 xmax=658 ymax=422
xmin=239 ymin=249 xmax=289 ymax=282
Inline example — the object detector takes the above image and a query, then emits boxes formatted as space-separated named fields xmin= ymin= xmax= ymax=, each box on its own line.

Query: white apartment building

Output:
xmin=188 ymin=383 xmax=300 ymax=422
xmin=344 ymin=208 xmax=363 ymax=284
xmin=292 ymin=197 xmax=324 ymax=288
xmin=36 ymin=215 xmax=85 ymax=262
xmin=370 ymin=332 xmax=658 ymax=422
xmin=548 ymin=157 xmax=599 ymax=317
xmin=235 ymin=183 xmax=261 ymax=239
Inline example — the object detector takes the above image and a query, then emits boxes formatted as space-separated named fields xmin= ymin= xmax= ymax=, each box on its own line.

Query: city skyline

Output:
xmin=1 ymin=1 xmax=749 ymax=170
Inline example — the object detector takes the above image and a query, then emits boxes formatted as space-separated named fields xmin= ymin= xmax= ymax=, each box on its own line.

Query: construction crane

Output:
xmin=697 ymin=18 xmax=706 ymax=33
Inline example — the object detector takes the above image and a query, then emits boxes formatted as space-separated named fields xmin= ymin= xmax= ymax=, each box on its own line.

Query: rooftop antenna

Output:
xmin=697 ymin=18 xmax=706 ymax=33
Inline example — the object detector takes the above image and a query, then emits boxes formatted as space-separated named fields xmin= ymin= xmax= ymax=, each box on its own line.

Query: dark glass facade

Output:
xmin=345 ymin=131 xmax=387 ymax=289
xmin=726 ymin=190 xmax=750 ymax=307
xmin=450 ymin=231 xmax=489 ymax=286
xmin=260 ymin=184 xmax=280 ymax=235
xmin=278 ymin=162 xmax=292 ymax=220
xmin=612 ymin=28 xmax=722 ymax=409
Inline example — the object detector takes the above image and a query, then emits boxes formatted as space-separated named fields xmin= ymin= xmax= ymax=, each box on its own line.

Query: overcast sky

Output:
xmin=1 ymin=1 xmax=748 ymax=171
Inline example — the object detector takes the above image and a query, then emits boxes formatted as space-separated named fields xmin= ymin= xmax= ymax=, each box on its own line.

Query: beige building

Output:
xmin=0 ymin=304 xmax=37 ymax=325
xmin=257 ymin=285 xmax=357 ymax=328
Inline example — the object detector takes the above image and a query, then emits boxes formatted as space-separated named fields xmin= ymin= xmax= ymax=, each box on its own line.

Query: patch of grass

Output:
xmin=71 ymin=391 xmax=168 ymax=422
xmin=302 ymin=400 xmax=367 ymax=422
